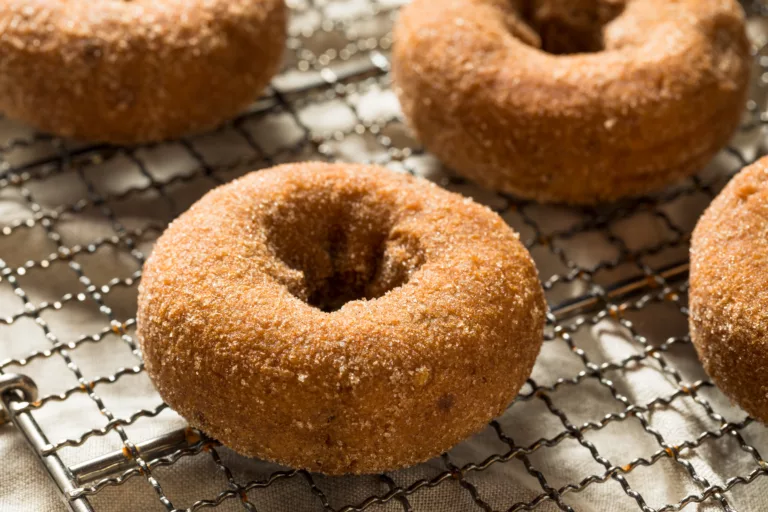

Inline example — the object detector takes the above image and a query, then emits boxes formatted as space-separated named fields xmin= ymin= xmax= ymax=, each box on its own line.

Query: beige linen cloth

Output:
xmin=4 ymin=1 xmax=768 ymax=510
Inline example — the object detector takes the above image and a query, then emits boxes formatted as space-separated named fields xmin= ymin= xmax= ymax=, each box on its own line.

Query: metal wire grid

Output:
xmin=1 ymin=0 xmax=768 ymax=510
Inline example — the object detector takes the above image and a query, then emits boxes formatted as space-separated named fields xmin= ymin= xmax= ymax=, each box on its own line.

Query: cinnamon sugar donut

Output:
xmin=0 ymin=0 xmax=286 ymax=144
xmin=690 ymin=156 xmax=768 ymax=423
xmin=392 ymin=0 xmax=751 ymax=204
xmin=137 ymin=162 xmax=546 ymax=474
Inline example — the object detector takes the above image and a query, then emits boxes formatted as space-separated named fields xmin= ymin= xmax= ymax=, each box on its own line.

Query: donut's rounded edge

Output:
xmin=690 ymin=156 xmax=768 ymax=422
xmin=391 ymin=0 xmax=751 ymax=204
xmin=137 ymin=162 xmax=546 ymax=474
xmin=0 ymin=0 xmax=287 ymax=143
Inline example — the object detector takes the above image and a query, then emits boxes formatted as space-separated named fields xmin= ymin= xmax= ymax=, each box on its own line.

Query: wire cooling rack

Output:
xmin=3 ymin=1 xmax=768 ymax=511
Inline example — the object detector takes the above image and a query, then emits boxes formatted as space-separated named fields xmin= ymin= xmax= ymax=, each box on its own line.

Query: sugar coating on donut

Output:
xmin=393 ymin=0 xmax=751 ymax=204
xmin=690 ymin=156 xmax=768 ymax=423
xmin=0 ymin=0 xmax=286 ymax=143
xmin=138 ymin=162 xmax=546 ymax=474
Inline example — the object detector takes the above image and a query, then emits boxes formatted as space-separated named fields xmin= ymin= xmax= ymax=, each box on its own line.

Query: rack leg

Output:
xmin=1 ymin=373 xmax=94 ymax=512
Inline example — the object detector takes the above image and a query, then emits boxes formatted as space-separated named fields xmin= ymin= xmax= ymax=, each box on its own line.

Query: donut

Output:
xmin=137 ymin=162 xmax=546 ymax=474
xmin=392 ymin=0 xmax=751 ymax=204
xmin=690 ymin=156 xmax=768 ymax=423
xmin=0 ymin=0 xmax=286 ymax=144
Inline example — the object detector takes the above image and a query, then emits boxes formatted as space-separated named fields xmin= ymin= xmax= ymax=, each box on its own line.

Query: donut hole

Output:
xmin=514 ymin=0 xmax=626 ymax=55
xmin=266 ymin=197 xmax=424 ymax=312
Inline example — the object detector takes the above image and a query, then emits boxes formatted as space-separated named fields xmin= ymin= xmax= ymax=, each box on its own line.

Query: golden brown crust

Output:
xmin=0 ymin=0 xmax=286 ymax=144
xmin=137 ymin=162 xmax=546 ymax=474
xmin=392 ymin=0 xmax=751 ymax=204
xmin=690 ymin=156 xmax=768 ymax=422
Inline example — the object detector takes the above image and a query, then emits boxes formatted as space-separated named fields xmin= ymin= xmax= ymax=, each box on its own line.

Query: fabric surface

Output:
xmin=3 ymin=1 xmax=768 ymax=511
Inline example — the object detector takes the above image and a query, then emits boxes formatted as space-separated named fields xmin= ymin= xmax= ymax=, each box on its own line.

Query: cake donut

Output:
xmin=0 ymin=0 xmax=286 ymax=144
xmin=138 ymin=162 xmax=546 ymax=474
xmin=690 ymin=157 xmax=768 ymax=423
xmin=392 ymin=0 xmax=751 ymax=204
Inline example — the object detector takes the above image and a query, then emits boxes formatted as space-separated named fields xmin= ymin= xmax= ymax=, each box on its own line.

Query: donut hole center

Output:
xmin=513 ymin=0 xmax=626 ymax=54
xmin=266 ymin=199 xmax=424 ymax=313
